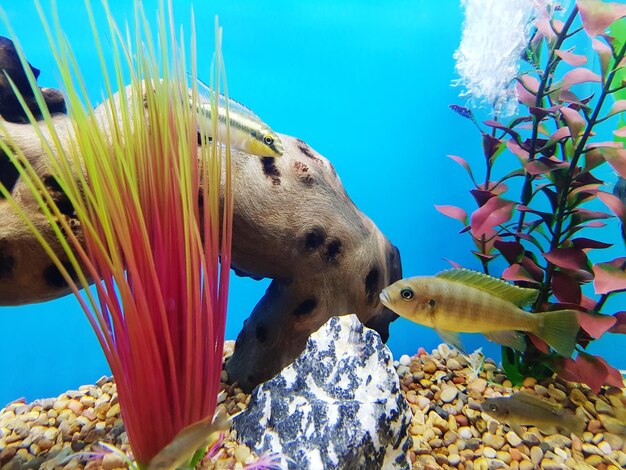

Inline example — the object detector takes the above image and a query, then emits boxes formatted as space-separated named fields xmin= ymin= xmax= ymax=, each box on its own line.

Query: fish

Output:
xmin=147 ymin=410 xmax=231 ymax=470
xmin=378 ymin=268 xmax=580 ymax=357
xmin=194 ymin=78 xmax=284 ymax=158
xmin=480 ymin=391 xmax=585 ymax=436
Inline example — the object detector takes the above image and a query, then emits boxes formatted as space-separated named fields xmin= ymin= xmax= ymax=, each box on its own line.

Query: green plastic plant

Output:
xmin=0 ymin=0 xmax=233 ymax=466
xmin=441 ymin=0 xmax=626 ymax=391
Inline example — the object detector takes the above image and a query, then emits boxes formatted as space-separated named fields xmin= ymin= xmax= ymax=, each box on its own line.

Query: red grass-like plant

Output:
xmin=0 ymin=0 xmax=233 ymax=465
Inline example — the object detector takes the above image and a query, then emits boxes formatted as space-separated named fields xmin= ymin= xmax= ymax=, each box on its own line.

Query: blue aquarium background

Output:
xmin=1 ymin=0 xmax=624 ymax=406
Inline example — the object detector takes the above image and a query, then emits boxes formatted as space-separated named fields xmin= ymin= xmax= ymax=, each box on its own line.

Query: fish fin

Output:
xmin=534 ymin=310 xmax=580 ymax=357
xmin=436 ymin=268 xmax=538 ymax=307
xmin=436 ymin=328 xmax=467 ymax=355
xmin=511 ymin=391 xmax=562 ymax=413
xmin=195 ymin=76 xmax=260 ymax=119
xmin=563 ymin=414 xmax=586 ymax=436
xmin=539 ymin=425 xmax=558 ymax=435
xmin=484 ymin=330 xmax=527 ymax=352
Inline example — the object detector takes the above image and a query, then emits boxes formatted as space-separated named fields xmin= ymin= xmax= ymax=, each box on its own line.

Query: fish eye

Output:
xmin=264 ymin=135 xmax=274 ymax=146
xmin=489 ymin=404 xmax=497 ymax=412
xmin=400 ymin=288 xmax=414 ymax=300
xmin=427 ymin=299 xmax=436 ymax=308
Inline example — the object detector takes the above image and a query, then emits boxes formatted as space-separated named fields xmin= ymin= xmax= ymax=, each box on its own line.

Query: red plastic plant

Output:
xmin=442 ymin=0 xmax=626 ymax=391
xmin=0 ymin=0 xmax=233 ymax=465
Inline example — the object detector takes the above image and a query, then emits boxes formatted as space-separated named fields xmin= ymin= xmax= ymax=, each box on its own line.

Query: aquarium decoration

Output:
xmin=442 ymin=0 xmax=626 ymax=391
xmin=0 ymin=0 xmax=233 ymax=466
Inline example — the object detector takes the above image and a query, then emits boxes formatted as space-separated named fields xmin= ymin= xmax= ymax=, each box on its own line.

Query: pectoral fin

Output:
xmin=436 ymin=328 xmax=467 ymax=355
xmin=484 ymin=331 xmax=527 ymax=352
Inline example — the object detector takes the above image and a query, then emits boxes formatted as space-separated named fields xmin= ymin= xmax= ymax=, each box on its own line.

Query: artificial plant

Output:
xmin=441 ymin=0 xmax=626 ymax=391
xmin=0 ymin=0 xmax=233 ymax=466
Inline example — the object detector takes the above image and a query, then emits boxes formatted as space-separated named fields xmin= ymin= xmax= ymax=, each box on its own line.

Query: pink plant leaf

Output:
xmin=543 ymin=248 xmax=590 ymax=271
xmin=592 ymin=38 xmax=612 ymax=80
xmin=516 ymin=81 xmax=536 ymax=107
xmin=501 ymin=263 xmax=540 ymax=284
xmin=521 ymin=255 xmax=545 ymax=282
xmin=470 ymin=197 xmax=516 ymax=238
xmin=575 ymin=352 xmax=609 ymax=393
xmin=506 ymin=140 xmax=529 ymax=162
xmin=493 ymin=240 xmax=524 ymax=264
xmin=442 ymin=258 xmax=463 ymax=269
xmin=576 ymin=0 xmax=626 ymax=37
xmin=435 ymin=205 xmax=468 ymax=225
xmin=586 ymin=354 xmax=624 ymax=389
xmin=609 ymin=311 xmax=626 ymax=334
xmin=548 ymin=126 xmax=571 ymax=144
xmin=555 ymin=49 xmax=588 ymax=66
xmin=573 ymin=208 xmax=613 ymax=221
xmin=601 ymin=148 xmax=626 ymax=178
xmin=447 ymin=155 xmax=477 ymax=185
xmin=561 ymin=68 xmax=602 ymax=88
xmin=576 ymin=311 xmax=617 ymax=338
xmin=597 ymin=190 xmax=625 ymax=219
xmin=587 ymin=141 xmax=625 ymax=149
xmin=593 ymin=259 xmax=626 ymax=294
xmin=535 ymin=16 xmax=557 ymax=43
xmin=615 ymin=126 xmax=626 ymax=138
xmin=553 ymin=270 xmax=582 ymax=304
xmin=571 ymin=237 xmax=613 ymax=249
xmin=555 ymin=357 xmax=583 ymax=383
xmin=604 ymin=100 xmax=626 ymax=119
xmin=583 ymin=148 xmax=606 ymax=172
xmin=528 ymin=333 xmax=551 ymax=354
xmin=520 ymin=74 xmax=540 ymax=93
xmin=560 ymin=106 xmax=586 ymax=140
xmin=580 ymin=294 xmax=597 ymax=311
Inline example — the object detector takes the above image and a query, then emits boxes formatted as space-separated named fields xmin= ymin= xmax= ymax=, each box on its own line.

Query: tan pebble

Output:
xmin=506 ymin=431 xmax=522 ymax=447
xmin=52 ymin=399 xmax=69 ymax=412
xmin=483 ymin=446 xmax=497 ymax=458
xmin=438 ymin=343 xmax=452 ymax=359
xmin=595 ymin=399 xmax=614 ymax=416
xmin=423 ymin=361 xmax=438 ymax=375
xmin=585 ymin=454 xmax=604 ymax=466
xmin=484 ymin=433 xmax=505 ymax=450
xmin=443 ymin=430 xmax=458 ymax=446
xmin=497 ymin=450 xmax=512 ymax=464
xmin=522 ymin=377 xmax=537 ymax=388
xmin=554 ymin=447 xmax=568 ymax=460
xmin=448 ymin=443 xmax=459 ymax=455
xmin=448 ymin=453 xmax=461 ymax=465
xmin=547 ymin=385 xmax=566 ymax=402
xmin=429 ymin=438 xmax=443 ymax=448
xmin=570 ymin=388 xmax=587 ymax=406
xmin=583 ymin=431 xmax=594 ymax=443
xmin=599 ymin=415 xmax=626 ymax=435
xmin=29 ymin=443 xmax=41 ymax=455
xmin=36 ymin=437 xmax=54 ymax=452
xmin=509 ymin=447 xmax=523 ymax=461
xmin=603 ymin=433 xmax=623 ymax=451
xmin=544 ymin=434 xmax=572 ymax=449
xmin=417 ymin=395 xmax=430 ymax=410
xmin=448 ymin=414 xmax=458 ymax=432
xmin=534 ymin=385 xmax=548 ymax=396
xmin=582 ymin=443 xmax=602 ymax=455
xmin=588 ymin=419 xmax=603 ymax=434
xmin=541 ymin=458 xmax=567 ymax=469
xmin=43 ymin=427 xmax=58 ymax=441
xmin=593 ymin=432 xmax=604 ymax=445
xmin=455 ymin=414 xmax=469 ymax=427
xmin=102 ymin=452 xmax=125 ymax=470
xmin=487 ymin=418 xmax=498 ymax=434
xmin=502 ymin=379 xmax=513 ymax=388
xmin=106 ymin=403 xmax=120 ymax=419
xmin=530 ymin=445 xmax=543 ymax=465
xmin=474 ymin=456 xmax=489 ymax=470
xmin=447 ymin=358 xmax=462 ymax=371
xmin=234 ymin=444 xmax=251 ymax=463
xmin=80 ymin=395 xmax=96 ymax=408
xmin=522 ymin=431 xmax=540 ymax=446
xmin=597 ymin=441 xmax=612 ymax=455
xmin=459 ymin=426 xmax=472 ymax=440
xmin=467 ymin=378 xmax=487 ymax=394
xmin=67 ymin=400 xmax=83 ymax=415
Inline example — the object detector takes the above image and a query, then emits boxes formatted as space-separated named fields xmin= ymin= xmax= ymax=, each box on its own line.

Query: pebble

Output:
xmin=506 ymin=431 xmax=522 ymax=447
xmin=102 ymin=452 xmax=125 ymax=470
xmin=484 ymin=433 xmax=505 ymax=450
xmin=483 ymin=446 xmax=497 ymax=458
xmin=530 ymin=445 xmax=543 ymax=465
xmin=440 ymin=386 xmax=458 ymax=403
xmin=448 ymin=453 xmax=461 ymax=465
xmin=399 ymin=354 xmax=411 ymax=366
xmin=459 ymin=426 xmax=472 ymax=440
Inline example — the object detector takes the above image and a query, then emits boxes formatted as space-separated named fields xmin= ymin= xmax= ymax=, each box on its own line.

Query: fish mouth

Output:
xmin=379 ymin=289 xmax=391 ymax=307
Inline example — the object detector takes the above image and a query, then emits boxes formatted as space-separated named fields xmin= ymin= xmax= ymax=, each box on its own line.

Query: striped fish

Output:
xmin=195 ymin=79 xmax=283 ymax=158
xmin=379 ymin=268 xmax=580 ymax=357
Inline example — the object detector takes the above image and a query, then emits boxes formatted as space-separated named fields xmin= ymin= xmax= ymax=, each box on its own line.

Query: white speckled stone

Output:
xmin=233 ymin=315 xmax=413 ymax=469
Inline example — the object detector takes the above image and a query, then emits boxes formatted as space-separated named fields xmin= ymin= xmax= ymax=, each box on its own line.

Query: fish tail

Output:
xmin=534 ymin=310 xmax=580 ymax=357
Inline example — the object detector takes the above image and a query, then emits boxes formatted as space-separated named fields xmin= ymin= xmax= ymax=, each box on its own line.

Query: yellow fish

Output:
xmin=379 ymin=268 xmax=579 ymax=357
xmin=147 ymin=411 xmax=230 ymax=470
xmin=480 ymin=391 xmax=585 ymax=436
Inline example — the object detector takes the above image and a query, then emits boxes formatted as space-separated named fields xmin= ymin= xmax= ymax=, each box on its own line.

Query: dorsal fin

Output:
xmin=510 ymin=391 xmax=562 ymax=414
xmin=435 ymin=268 xmax=538 ymax=307
xmin=195 ymin=77 xmax=260 ymax=119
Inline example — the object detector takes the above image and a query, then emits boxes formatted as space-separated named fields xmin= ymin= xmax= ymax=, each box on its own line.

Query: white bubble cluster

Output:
xmin=453 ymin=0 xmax=556 ymax=117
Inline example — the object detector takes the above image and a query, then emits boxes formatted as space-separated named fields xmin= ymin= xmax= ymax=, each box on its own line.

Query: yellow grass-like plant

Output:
xmin=0 ymin=0 xmax=233 ymax=465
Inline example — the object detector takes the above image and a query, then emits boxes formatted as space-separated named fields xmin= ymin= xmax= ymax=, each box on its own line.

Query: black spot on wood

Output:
xmin=293 ymin=161 xmax=313 ymax=186
xmin=293 ymin=298 xmax=317 ymax=316
xmin=364 ymin=267 xmax=380 ymax=304
xmin=0 ymin=245 xmax=15 ymax=279
xmin=255 ymin=325 xmax=268 ymax=343
xmin=43 ymin=262 xmax=76 ymax=288
xmin=298 ymin=145 xmax=323 ymax=164
xmin=304 ymin=227 xmax=326 ymax=251
xmin=261 ymin=157 xmax=281 ymax=186
xmin=0 ymin=148 xmax=19 ymax=198
xmin=325 ymin=239 xmax=342 ymax=263
xmin=43 ymin=175 xmax=75 ymax=217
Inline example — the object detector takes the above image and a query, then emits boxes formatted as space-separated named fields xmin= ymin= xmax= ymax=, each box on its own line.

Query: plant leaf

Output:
xmin=592 ymin=38 xmax=612 ymax=80
xmin=593 ymin=258 xmax=626 ymax=294
xmin=561 ymin=68 xmax=602 ymax=87
xmin=543 ymin=248 xmax=590 ymax=271
xmin=494 ymin=240 xmax=524 ymax=264
xmin=593 ymin=147 xmax=626 ymax=178
xmin=548 ymin=126 xmax=571 ymax=144
xmin=615 ymin=126 xmax=626 ymax=138
xmin=501 ymin=263 xmax=539 ymax=283
xmin=597 ymin=190 xmax=626 ymax=219
xmin=604 ymin=100 xmax=626 ymax=119
xmin=571 ymin=237 xmax=613 ymax=249
xmin=576 ymin=353 xmax=611 ymax=393
xmin=470 ymin=197 xmax=516 ymax=238
xmin=609 ymin=311 xmax=626 ymax=334
xmin=560 ymin=106 xmax=586 ymax=141
xmin=555 ymin=49 xmax=588 ymax=66
xmin=435 ymin=205 xmax=468 ymax=225
xmin=447 ymin=154 xmax=477 ymax=186
xmin=553 ymin=270 xmax=582 ymax=304
xmin=577 ymin=0 xmax=626 ymax=37
xmin=576 ymin=312 xmax=616 ymax=338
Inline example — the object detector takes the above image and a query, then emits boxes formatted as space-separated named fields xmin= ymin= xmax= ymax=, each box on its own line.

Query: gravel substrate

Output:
xmin=1 ymin=341 xmax=625 ymax=469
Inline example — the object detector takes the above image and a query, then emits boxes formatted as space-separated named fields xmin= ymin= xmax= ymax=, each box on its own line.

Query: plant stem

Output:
xmin=535 ymin=39 xmax=626 ymax=308
xmin=514 ymin=7 xmax=579 ymax=240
